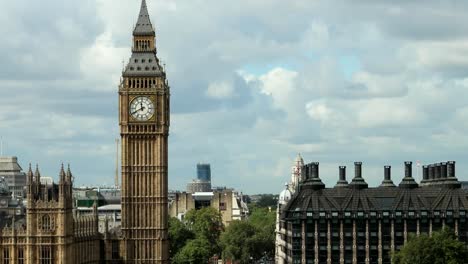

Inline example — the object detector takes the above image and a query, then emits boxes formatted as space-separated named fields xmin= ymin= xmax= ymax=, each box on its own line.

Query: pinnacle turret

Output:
xmin=27 ymin=163 xmax=33 ymax=182
xmin=34 ymin=164 xmax=41 ymax=183
xmin=59 ymin=163 xmax=66 ymax=183
xmin=66 ymin=164 xmax=73 ymax=183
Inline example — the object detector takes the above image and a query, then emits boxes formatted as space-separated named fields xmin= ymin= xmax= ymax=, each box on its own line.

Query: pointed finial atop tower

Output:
xmin=27 ymin=163 xmax=33 ymax=179
xmin=34 ymin=164 xmax=41 ymax=183
xmin=66 ymin=164 xmax=73 ymax=183
xmin=133 ymin=0 xmax=155 ymax=36
xmin=59 ymin=163 xmax=66 ymax=183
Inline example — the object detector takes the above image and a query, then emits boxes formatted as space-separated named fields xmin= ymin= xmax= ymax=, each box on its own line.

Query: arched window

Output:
xmin=42 ymin=215 xmax=51 ymax=231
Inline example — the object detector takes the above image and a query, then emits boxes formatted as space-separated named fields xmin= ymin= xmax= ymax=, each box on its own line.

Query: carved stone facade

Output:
xmin=0 ymin=164 xmax=102 ymax=264
xmin=119 ymin=0 xmax=170 ymax=262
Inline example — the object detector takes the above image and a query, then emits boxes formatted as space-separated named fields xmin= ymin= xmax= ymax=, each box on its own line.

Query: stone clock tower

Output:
xmin=119 ymin=0 xmax=170 ymax=263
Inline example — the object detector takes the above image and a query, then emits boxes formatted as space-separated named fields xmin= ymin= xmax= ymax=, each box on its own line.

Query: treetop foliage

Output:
xmin=393 ymin=228 xmax=468 ymax=264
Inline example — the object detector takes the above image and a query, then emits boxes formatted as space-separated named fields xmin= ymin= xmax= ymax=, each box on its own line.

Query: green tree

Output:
xmin=173 ymin=238 xmax=212 ymax=264
xmin=393 ymin=228 xmax=468 ymax=264
xmin=220 ymin=207 xmax=276 ymax=263
xmin=168 ymin=217 xmax=195 ymax=258
xmin=183 ymin=207 xmax=224 ymax=255
xmin=248 ymin=207 xmax=276 ymax=258
xmin=221 ymin=221 xmax=257 ymax=263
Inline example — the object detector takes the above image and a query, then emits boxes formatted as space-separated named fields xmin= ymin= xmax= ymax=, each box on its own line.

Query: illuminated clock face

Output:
xmin=130 ymin=96 xmax=154 ymax=121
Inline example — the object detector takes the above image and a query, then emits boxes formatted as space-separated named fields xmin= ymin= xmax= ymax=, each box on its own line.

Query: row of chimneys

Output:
xmin=300 ymin=161 xmax=461 ymax=190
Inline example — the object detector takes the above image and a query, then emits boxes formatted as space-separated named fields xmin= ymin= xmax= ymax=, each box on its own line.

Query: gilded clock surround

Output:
xmin=129 ymin=95 xmax=157 ymax=122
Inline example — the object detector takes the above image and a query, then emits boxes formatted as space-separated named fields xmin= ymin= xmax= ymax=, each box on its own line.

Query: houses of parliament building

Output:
xmin=0 ymin=0 xmax=170 ymax=263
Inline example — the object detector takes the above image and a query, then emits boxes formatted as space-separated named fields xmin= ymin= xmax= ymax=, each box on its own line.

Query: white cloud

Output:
xmin=205 ymin=81 xmax=235 ymax=99
xmin=2 ymin=0 xmax=468 ymax=192
xmin=80 ymin=32 xmax=128 ymax=90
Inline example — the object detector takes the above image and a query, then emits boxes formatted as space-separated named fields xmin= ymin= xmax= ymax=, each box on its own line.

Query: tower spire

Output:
xmin=59 ymin=163 xmax=66 ymax=183
xmin=133 ymin=0 xmax=154 ymax=36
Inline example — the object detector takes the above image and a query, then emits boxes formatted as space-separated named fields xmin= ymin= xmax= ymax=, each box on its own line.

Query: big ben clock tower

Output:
xmin=119 ymin=0 xmax=170 ymax=263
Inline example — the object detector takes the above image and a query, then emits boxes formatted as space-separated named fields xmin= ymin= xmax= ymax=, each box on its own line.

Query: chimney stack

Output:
xmin=335 ymin=166 xmax=348 ymax=188
xmin=447 ymin=161 xmax=455 ymax=178
xmin=443 ymin=161 xmax=461 ymax=189
xmin=350 ymin=162 xmax=368 ymax=189
xmin=434 ymin=163 xmax=441 ymax=185
xmin=405 ymin=161 xmax=412 ymax=178
xmin=311 ymin=162 xmax=319 ymax=179
xmin=355 ymin=162 xmax=362 ymax=178
xmin=301 ymin=162 xmax=325 ymax=190
xmin=440 ymin=162 xmax=448 ymax=180
xmin=380 ymin=165 xmax=395 ymax=187
xmin=420 ymin=165 xmax=429 ymax=186
xmin=399 ymin=161 xmax=418 ymax=189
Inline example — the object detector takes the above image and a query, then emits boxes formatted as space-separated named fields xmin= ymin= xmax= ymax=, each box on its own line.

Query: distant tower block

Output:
xmin=197 ymin=163 xmax=211 ymax=182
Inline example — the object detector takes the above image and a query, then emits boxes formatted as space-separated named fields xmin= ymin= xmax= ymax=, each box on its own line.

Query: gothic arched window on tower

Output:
xmin=17 ymin=248 xmax=24 ymax=264
xmin=41 ymin=215 xmax=52 ymax=231
xmin=40 ymin=246 xmax=53 ymax=264
xmin=3 ymin=248 xmax=10 ymax=264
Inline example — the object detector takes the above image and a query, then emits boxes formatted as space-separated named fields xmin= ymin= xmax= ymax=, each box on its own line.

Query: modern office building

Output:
xmin=0 ymin=156 xmax=27 ymax=197
xmin=277 ymin=161 xmax=468 ymax=264
xmin=197 ymin=163 xmax=211 ymax=182
xmin=187 ymin=163 xmax=213 ymax=193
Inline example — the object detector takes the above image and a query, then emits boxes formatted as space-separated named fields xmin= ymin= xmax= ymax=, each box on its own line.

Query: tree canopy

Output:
xmin=168 ymin=217 xmax=194 ymax=258
xmin=220 ymin=207 xmax=276 ymax=263
xmin=393 ymin=228 xmax=468 ymax=264
xmin=169 ymin=207 xmax=224 ymax=263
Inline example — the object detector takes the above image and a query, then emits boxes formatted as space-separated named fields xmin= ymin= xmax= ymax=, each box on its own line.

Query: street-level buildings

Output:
xmin=169 ymin=189 xmax=249 ymax=226
xmin=277 ymin=161 xmax=468 ymax=264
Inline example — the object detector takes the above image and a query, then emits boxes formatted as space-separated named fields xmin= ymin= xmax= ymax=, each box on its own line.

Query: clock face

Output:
xmin=130 ymin=96 xmax=154 ymax=121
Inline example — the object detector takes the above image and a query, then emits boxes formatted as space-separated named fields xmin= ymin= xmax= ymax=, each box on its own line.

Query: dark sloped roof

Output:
xmin=133 ymin=0 xmax=155 ymax=36
xmin=123 ymin=52 xmax=164 ymax=77
xmin=283 ymin=186 xmax=468 ymax=215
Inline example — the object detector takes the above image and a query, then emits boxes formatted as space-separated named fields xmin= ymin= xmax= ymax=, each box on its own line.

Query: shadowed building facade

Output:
xmin=119 ymin=0 xmax=170 ymax=262
xmin=277 ymin=161 xmax=468 ymax=264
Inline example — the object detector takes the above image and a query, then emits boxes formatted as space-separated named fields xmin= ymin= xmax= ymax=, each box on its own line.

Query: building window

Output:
xmin=42 ymin=215 xmax=52 ymax=231
xmin=17 ymin=248 xmax=24 ymax=264
xmin=112 ymin=241 xmax=120 ymax=260
xmin=40 ymin=246 xmax=53 ymax=264
xmin=219 ymin=202 xmax=226 ymax=210
xmin=3 ymin=248 xmax=9 ymax=264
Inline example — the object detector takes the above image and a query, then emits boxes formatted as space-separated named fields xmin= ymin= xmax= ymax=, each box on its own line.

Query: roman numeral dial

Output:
xmin=129 ymin=96 xmax=154 ymax=121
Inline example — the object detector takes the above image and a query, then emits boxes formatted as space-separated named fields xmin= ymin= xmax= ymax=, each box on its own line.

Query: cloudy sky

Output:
xmin=1 ymin=0 xmax=468 ymax=193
